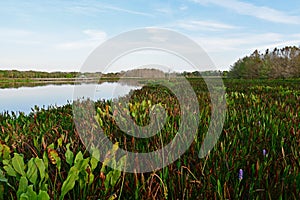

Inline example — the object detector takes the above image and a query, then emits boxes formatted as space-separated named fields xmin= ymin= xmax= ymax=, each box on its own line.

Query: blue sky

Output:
xmin=1 ymin=0 xmax=300 ymax=72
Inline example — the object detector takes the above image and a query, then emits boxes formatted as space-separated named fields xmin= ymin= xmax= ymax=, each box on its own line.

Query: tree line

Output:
xmin=228 ymin=46 xmax=300 ymax=79
xmin=2 ymin=46 xmax=300 ymax=79
xmin=0 ymin=70 xmax=79 ymax=79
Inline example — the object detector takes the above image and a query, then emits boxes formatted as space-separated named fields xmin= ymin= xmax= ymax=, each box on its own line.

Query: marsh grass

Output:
xmin=0 ymin=78 xmax=299 ymax=199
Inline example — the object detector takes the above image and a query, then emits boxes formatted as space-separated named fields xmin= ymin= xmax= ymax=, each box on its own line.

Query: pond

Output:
xmin=0 ymin=82 xmax=141 ymax=114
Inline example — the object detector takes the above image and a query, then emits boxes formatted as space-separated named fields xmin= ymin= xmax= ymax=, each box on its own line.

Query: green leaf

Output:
xmin=75 ymin=158 xmax=90 ymax=172
xmin=90 ymin=157 xmax=98 ymax=171
xmin=65 ymin=143 xmax=74 ymax=166
xmin=110 ymin=170 xmax=121 ymax=188
xmin=0 ymin=169 xmax=7 ymax=183
xmin=217 ymin=179 xmax=222 ymax=197
xmin=37 ymin=190 xmax=50 ymax=200
xmin=90 ymin=148 xmax=100 ymax=170
xmin=3 ymin=164 xmax=17 ymax=177
xmin=27 ymin=158 xmax=38 ymax=185
xmin=42 ymin=152 xmax=48 ymax=172
xmin=60 ymin=166 xmax=79 ymax=200
xmin=2 ymin=145 xmax=10 ymax=160
xmin=74 ymin=151 xmax=83 ymax=164
xmin=17 ymin=176 xmax=28 ymax=199
xmin=12 ymin=153 xmax=26 ymax=176
xmin=57 ymin=137 xmax=63 ymax=147
xmin=42 ymin=152 xmax=49 ymax=183
xmin=104 ymin=171 xmax=112 ymax=191
xmin=24 ymin=185 xmax=37 ymax=200
xmin=34 ymin=158 xmax=45 ymax=183
xmin=88 ymin=173 xmax=94 ymax=186
xmin=19 ymin=193 xmax=29 ymax=200
xmin=116 ymin=156 xmax=127 ymax=171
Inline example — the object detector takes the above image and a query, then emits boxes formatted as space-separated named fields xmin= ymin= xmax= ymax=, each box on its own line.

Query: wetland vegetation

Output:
xmin=0 ymin=77 xmax=299 ymax=199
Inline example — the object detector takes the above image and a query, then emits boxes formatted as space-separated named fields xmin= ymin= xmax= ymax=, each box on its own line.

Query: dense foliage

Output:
xmin=0 ymin=70 xmax=79 ymax=79
xmin=228 ymin=46 xmax=300 ymax=79
xmin=0 ymin=79 xmax=299 ymax=199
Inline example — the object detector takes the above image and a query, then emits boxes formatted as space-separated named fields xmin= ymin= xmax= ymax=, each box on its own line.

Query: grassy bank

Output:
xmin=0 ymin=79 xmax=299 ymax=199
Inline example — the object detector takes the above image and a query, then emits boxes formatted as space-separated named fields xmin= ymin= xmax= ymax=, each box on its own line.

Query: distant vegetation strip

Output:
xmin=1 ymin=45 xmax=300 ymax=80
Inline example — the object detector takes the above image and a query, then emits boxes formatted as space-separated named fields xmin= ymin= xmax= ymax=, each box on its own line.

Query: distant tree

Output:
xmin=228 ymin=46 xmax=300 ymax=79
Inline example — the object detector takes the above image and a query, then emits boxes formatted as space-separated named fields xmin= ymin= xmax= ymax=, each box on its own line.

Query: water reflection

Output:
xmin=0 ymin=82 xmax=140 ymax=114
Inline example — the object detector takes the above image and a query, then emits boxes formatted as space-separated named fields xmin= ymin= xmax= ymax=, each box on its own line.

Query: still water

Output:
xmin=0 ymin=82 xmax=140 ymax=114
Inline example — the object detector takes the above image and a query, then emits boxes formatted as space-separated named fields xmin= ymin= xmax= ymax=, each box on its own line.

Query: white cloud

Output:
xmin=179 ymin=5 xmax=188 ymax=11
xmin=192 ymin=32 xmax=300 ymax=69
xmin=155 ymin=8 xmax=173 ymax=15
xmin=104 ymin=5 xmax=154 ymax=17
xmin=56 ymin=29 xmax=107 ymax=50
xmin=194 ymin=32 xmax=283 ymax=52
xmin=192 ymin=0 xmax=300 ymax=24
xmin=68 ymin=3 xmax=153 ymax=17
xmin=0 ymin=28 xmax=42 ymax=45
xmin=0 ymin=29 xmax=33 ymax=37
xmin=175 ymin=20 xmax=238 ymax=31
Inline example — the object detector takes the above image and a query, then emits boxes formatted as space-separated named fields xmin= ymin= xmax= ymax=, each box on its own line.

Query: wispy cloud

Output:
xmin=0 ymin=28 xmax=42 ymax=45
xmin=56 ymin=29 xmax=107 ymax=50
xmin=194 ymin=32 xmax=284 ymax=52
xmin=68 ymin=3 xmax=153 ymax=17
xmin=179 ymin=5 xmax=188 ymax=11
xmin=192 ymin=0 xmax=300 ymax=24
xmin=0 ymin=28 xmax=33 ymax=37
xmin=173 ymin=20 xmax=238 ymax=31
xmin=104 ymin=5 xmax=153 ymax=17
xmin=155 ymin=8 xmax=173 ymax=15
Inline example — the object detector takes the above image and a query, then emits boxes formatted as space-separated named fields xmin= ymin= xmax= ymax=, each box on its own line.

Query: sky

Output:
xmin=1 ymin=0 xmax=300 ymax=72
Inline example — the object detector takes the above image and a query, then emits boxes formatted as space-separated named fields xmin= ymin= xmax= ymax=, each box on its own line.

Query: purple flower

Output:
xmin=239 ymin=169 xmax=243 ymax=181
xmin=258 ymin=121 xmax=261 ymax=125
xmin=262 ymin=149 xmax=267 ymax=157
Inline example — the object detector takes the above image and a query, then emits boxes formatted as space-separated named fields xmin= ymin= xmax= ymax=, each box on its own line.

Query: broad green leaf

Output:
xmin=17 ymin=176 xmax=28 ymax=199
xmin=2 ymin=145 xmax=10 ymax=160
xmin=110 ymin=170 xmax=121 ymax=188
xmin=2 ymin=159 xmax=9 ymax=165
xmin=0 ymin=169 xmax=7 ymax=183
xmin=65 ymin=143 xmax=74 ymax=166
xmin=47 ymin=143 xmax=55 ymax=149
xmin=20 ymin=193 xmax=29 ymax=200
xmin=90 ymin=148 xmax=100 ymax=170
xmin=37 ymin=190 xmax=50 ymax=200
xmin=74 ymin=151 xmax=83 ymax=164
xmin=88 ymin=173 xmax=94 ymax=186
xmin=34 ymin=158 xmax=45 ymax=183
xmin=75 ymin=158 xmax=90 ymax=172
xmin=92 ymin=148 xmax=100 ymax=161
xmin=42 ymin=152 xmax=49 ymax=183
xmin=90 ymin=157 xmax=98 ymax=171
xmin=3 ymin=164 xmax=16 ymax=177
xmin=12 ymin=153 xmax=26 ymax=176
xmin=27 ymin=158 xmax=38 ymax=185
xmin=42 ymin=152 xmax=48 ymax=171
xmin=60 ymin=166 xmax=79 ymax=200
xmin=116 ymin=156 xmax=127 ymax=171
xmin=24 ymin=185 xmax=37 ymax=200
xmin=104 ymin=171 xmax=112 ymax=191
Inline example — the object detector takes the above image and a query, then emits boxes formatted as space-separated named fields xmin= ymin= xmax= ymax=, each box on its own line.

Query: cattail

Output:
xmin=238 ymin=169 xmax=243 ymax=181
